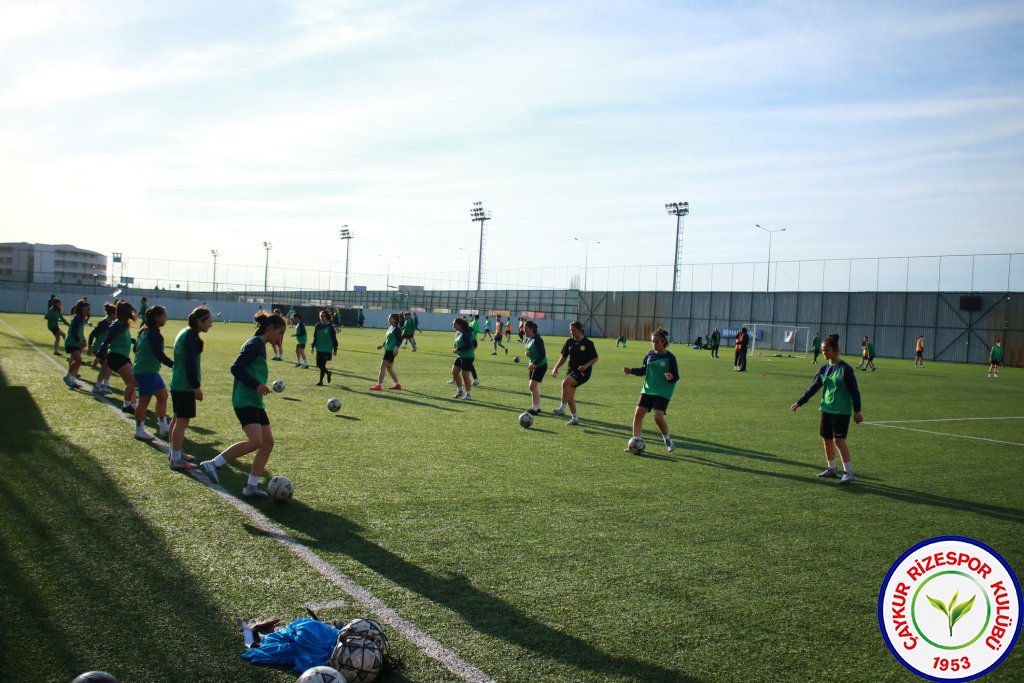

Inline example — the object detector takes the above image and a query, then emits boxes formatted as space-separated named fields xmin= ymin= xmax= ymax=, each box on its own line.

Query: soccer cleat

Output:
xmin=565 ymin=416 xmax=580 ymax=426
xmin=316 ymin=381 xmax=324 ymax=386
xmin=134 ymin=429 xmax=155 ymax=441
xmin=505 ymin=348 xmax=509 ymax=355
xmin=91 ymin=386 xmax=105 ymax=397
xmin=552 ymin=406 xmax=566 ymax=415
xmin=294 ymin=362 xmax=301 ymax=367
xmin=472 ymin=379 xmax=480 ymax=386
xmin=490 ymin=352 xmax=497 ymax=355
xmin=839 ymin=472 xmax=856 ymax=485
xmin=816 ymin=468 xmax=838 ymax=479
xmin=527 ymin=408 xmax=541 ymax=416
xmin=389 ymin=384 xmax=402 ymax=390
xmin=242 ymin=485 xmax=269 ymax=498
xmin=199 ymin=461 xmax=219 ymax=484
xmin=169 ymin=458 xmax=195 ymax=471
xmin=462 ymin=392 xmax=471 ymax=400
xmin=665 ymin=440 xmax=675 ymax=452
xmin=453 ymin=390 xmax=464 ymax=398
xmin=121 ymin=403 xmax=135 ymax=414
xmin=369 ymin=384 xmax=383 ymax=391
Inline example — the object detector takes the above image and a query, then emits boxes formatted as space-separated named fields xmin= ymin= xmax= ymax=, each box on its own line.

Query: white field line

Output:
xmin=865 ymin=417 xmax=1024 ymax=425
xmin=863 ymin=423 xmax=1024 ymax=447
xmin=0 ymin=319 xmax=495 ymax=683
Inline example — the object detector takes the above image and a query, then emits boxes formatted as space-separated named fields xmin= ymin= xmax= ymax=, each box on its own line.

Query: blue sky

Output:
xmin=1 ymin=0 xmax=1023 ymax=290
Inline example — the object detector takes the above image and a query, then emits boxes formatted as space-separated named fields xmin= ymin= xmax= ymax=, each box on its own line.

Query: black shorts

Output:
xmin=401 ymin=334 xmax=414 ymax=340
xmin=637 ymin=393 xmax=670 ymax=413
xmin=567 ymin=369 xmax=591 ymax=386
xmin=234 ymin=406 xmax=270 ymax=427
xmin=472 ymin=339 xmax=478 ymax=348
xmin=296 ymin=343 xmax=307 ymax=349
xmin=530 ymin=364 xmax=547 ymax=383
xmin=383 ymin=349 xmax=396 ymax=363
xmin=820 ymin=412 xmax=851 ymax=440
xmin=915 ymin=351 xmax=922 ymax=358
xmin=171 ymin=390 xmax=197 ymax=419
xmin=454 ymin=357 xmax=475 ymax=373
xmin=108 ymin=353 xmax=131 ymax=372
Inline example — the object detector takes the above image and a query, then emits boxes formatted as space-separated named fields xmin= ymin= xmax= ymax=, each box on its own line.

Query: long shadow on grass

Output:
xmin=363 ymin=391 xmax=462 ymax=412
xmin=0 ymin=366 xmax=283 ymax=682
xmin=258 ymin=505 xmax=699 ymax=682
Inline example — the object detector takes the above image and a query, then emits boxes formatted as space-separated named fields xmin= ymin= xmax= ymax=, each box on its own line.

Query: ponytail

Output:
xmin=254 ymin=311 xmax=287 ymax=336
xmin=653 ymin=327 xmax=669 ymax=345
xmin=114 ymin=300 xmax=136 ymax=326
xmin=824 ymin=333 xmax=840 ymax=352
xmin=187 ymin=306 xmax=212 ymax=352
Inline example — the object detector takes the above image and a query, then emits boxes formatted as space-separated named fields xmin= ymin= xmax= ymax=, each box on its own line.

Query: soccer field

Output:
xmin=1 ymin=313 xmax=1021 ymax=682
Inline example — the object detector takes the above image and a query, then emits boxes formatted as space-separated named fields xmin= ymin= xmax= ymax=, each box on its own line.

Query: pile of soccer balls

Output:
xmin=295 ymin=617 xmax=388 ymax=682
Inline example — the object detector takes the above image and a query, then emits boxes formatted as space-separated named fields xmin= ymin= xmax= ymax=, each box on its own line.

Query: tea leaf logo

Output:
xmin=927 ymin=590 xmax=977 ymax=637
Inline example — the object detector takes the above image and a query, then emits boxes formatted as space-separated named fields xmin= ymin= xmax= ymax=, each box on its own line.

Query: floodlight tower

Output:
xmin=469 ymin=201 xmax=491 ymax=290
xmin=572 ymin=237 xmax=600 ymax=291
xmin=262 ymin=242 xmax=272 ymax=294
xmin=210 ymin=249 xmax=219 ymax=293
xmin=340 ymin=226 xmax=353 ymax=292
xmin=665 ymin=202 xmax=690 ymax=291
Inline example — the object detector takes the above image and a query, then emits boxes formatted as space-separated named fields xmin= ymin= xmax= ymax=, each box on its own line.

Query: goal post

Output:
xmin=744 ymin=323 xmax=811 ymax=358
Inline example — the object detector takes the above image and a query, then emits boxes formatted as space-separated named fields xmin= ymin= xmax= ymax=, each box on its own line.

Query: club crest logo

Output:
xmin=879 ymin=536 xmax=1020 ymax=681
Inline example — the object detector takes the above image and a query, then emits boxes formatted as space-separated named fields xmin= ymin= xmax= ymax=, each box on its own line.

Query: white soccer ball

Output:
xmin=518 ymin=412 xmax=534 ymax=428
xmin=513 ymin=355 xmax=521 ymax=363
xmin=330 ymin=636 xmax=383 ymax=683
xmin=267 ymin=475 xmax=293 ymax=502
xmin=296 ymin=666 xmax=345 ymax=683
xmin=337 ymin=618 xmax=389 ymax=659
xmin=627 ymin=437 xmax=646 ymax=455
xmin=327 ymin=397 xmax=342 ymax=413
xmin=272 ymin=379 xmax=285 ymax=393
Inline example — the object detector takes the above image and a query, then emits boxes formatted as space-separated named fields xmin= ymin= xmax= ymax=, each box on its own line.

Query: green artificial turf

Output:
xmin=0 ymin=313 xmax=1021 ymax=682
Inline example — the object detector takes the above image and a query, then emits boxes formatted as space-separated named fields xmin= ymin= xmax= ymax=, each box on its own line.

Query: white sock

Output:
xmin=663 ymin=434 xmax=672 ymax=444
xmin=246 ymin=474 xmax=260 ymax=487
xmin=558 ymin=403 xmax=567 ymax=411
xmin=532 ymin=404 xmax=540 ymax=410
xmin=826 ymin=459 xmax=836 ymax=470
xmin=843 ymin=461 xmax=853 ymax=474
xmin=571 ymin=412 xmax=577 ymax=418
xmin=213 ymin=454 xmax=227 ymax=467
xmin=170 ymin=449 xmax=181 ymax=459
xmin=135 ymin=421 xmax=146 ymax=432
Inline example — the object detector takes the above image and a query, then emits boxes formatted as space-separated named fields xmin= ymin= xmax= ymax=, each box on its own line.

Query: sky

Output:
xmin=1 ymin=0 xmax=1023 ymax=291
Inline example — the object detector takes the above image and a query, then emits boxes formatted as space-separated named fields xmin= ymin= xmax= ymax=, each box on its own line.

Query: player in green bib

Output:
xmin=62 ymin=300 xmax=91 ymax=389
xmin=98 ymin=300 xmax=139 ymax=414
xmin=857 ymin=335 xmax=876 ymax=371
xmin=791 ymin=333 xmax=863 ymax=485
xmin=292 ymin=313 xmax=309 ymax=368
xmin=44 ymin=298 xmax=70 ymax=355
xmin=988 ymin=339 xmax=1004 ymax=378
xmin=312 ymin=309 xmax=338 ymax=386
xmin=811 ymin=332 xmax=821 ymax=365
xmin=370 ymin=313 xmax=403 ymax=390
xmin=137 ymin=297 xmax=149 ymax=320
xmin=198 ymin=311 xmax=287 ymax=498
xmin=400 ymin=312 xmax=418 ymax=351
xmin=131 ymin=305 xmax=174 ymax=441
xmin=623 ymin=328 xmax=679 ymax=452
xmin=167 ymin=306 xmax=213 ymax=470
xmin=451 ymin=317 xmax=476 ymax=399
xmin=523 ymin=321 xmax=547 ymax=414
xmin=88 ymin=302 xmax=117 ymax=395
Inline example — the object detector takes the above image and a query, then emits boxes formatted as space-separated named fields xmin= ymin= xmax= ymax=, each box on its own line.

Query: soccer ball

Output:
xmin=272 ymin=379 xmax=285 ymax=393
xmin=337 ymin=618 xmax=389 ymax=659
xmin=330 ymin=636 xmax=383 ymax=683
xmin=296 ymin=666 xmax=345 ymax=683
xmin=518 ymin=412 xmax=534 ymax=428
xmin=327 ymin=397 xmax=342 ymax=413
xmin=627 ymin=437 xmax=646 ymax=454
xmin=267 ymin=475 xmax=293 ymax=502
xmin=513 ymin=356 xmax=521 ymax=363
xmin=72 ymin=674 xmax=119 ymax=683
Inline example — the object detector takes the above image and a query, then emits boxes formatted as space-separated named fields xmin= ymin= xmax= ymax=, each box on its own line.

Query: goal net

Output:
xmin=743 ymin=324 xmax=811 ymax=358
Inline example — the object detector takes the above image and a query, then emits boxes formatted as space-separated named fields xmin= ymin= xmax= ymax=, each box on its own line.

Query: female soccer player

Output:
xmin=132 ymin=305 xmax=174 ymax=441
xmin=988 ymin=339 xmax=1004 ymax=378
xmin=45 ymin=298 xmax=69 ymax=355
xmin=551 ymin=321 xmax=599 ymax=425
xmin=198 ymin=311 xmax=288 ymax=498
xmin=734 ymin=327 xmax=748 ymax=372
xmin=915 ymin=336 xmax=925 ymax=368
xmin=492 ymin=315 xmax=508 ymax=355
xmin=710 ymin=327 xmax=721 ymax=359
xmin=623 ymin=327 xmax=679 ymax=452
xmin=811 ymin=331 xmax=822 ymax=365
xmin=270 ymin=309 xmax=286 ymax=361
xmin=858 ymin=335 xmax=876 ymax=371
xmin=451 ymin=317 xmax=475 ymax=399
xmin=63 ymin=300 xmax=90 ymax=389
xmin=401 ymin=312 xmax=418 ymax=351
xmin=292 ymin=313 xmax=309 ymax=368
xmin=88 ymin=302 xmax=117 ymax=393
xmin=524 ymin=320 xmax=547 ymax=415
xmin=370 ymin=313 xmax=402 ymax=390
xmin=313 ymin=309 xmax=338 ymax=386
xmin=168 ymin=306 xmax=213 ymax=470
xmin=98 ymin=300 xmax=138 ymax=414
xmin=790 ymin=333 xmax=863 ymax=485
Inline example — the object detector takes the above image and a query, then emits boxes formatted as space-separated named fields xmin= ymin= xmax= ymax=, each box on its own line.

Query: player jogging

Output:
xmin=790 ymin=333 xmax=863 ymax=485
xmin=313 ymin=309 xmax=338 ymax=386
xmin=98 ymin=300 xmax=139 ymax=414
xmin=198 ymin=311 xmax=288 ymax=498
xmin=45 ymin=298 xmax=69 ymax=355
xmin=131 ymin=305 xmax=174 ymax=441
xmin=811 ymin=332 xmax=821 ymax=365
xmin=523 ymin=321 xmax=547 ymax=415
xmin=492 ymin=315 xmax=508 ymax=355
xmin=270 ymin=309 xmax=286 ymax=361
xmin=401 ymin=311 xmax=418 ymax=351
xmin=551 ymin=320 xmax=599 ymax=426
xmin=167 ymin=306 xmax=213 ymax=470
xmin=292 ymin=313 xmax=309 ymax=368
xmin=988 ymin=339 xmax=1004 ymax=378
xmin=467 ymin=314 xmax=481 ymax=385
xmin=451 ymin=318 xmax=475 ymax=400
xmin=915 ymin=336 xmax=925 ymax=368
xmin=63 ymin=300 xmax=90 ymax=389
xmin=623 ymin=327 xmax=679 ymax=452
xmin=370 ymin=313 xmax=402 ymax=390
xmin=482 ymin=316 xmax=492 ymax=341
xmin=88 ymin=302 xmax=117 ymax=394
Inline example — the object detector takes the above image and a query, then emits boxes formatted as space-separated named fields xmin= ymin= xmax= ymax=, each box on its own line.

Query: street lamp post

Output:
xmin=210 ymin=250 xmax=219 ymax=293
xmin=262 ymin=242 xmax=272 ymax=295
xmin=339 ymin=227 xmax=353 ymax=292
xmin=378 ymin=254 xmax=399 ymax=290
xmin=469 ymin=201 xmax=491 ymax=290
xmin=665 ymin=202 xmax=690 ymax=292
xmin=572 ymin=237 xmax=600 ymax=291
xmin=756 ymin=224 xmax=786 ymax=292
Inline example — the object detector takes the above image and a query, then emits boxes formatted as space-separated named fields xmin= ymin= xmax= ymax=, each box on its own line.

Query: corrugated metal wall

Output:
xmin=580 ymin=291 xmax=1023 ymax=366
